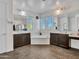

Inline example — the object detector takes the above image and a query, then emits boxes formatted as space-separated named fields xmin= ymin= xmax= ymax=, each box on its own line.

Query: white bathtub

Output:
xmin=31 ymin=34 xmax=50 ymax=45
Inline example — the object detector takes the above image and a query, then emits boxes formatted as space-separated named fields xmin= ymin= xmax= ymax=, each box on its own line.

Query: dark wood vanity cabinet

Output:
xmin=14 ymin=33 xmax=30 ymax=49
xmin=50 ymin=33 xmax=69 ymax=49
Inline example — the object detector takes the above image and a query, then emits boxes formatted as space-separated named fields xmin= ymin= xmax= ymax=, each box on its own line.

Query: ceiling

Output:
xmin=13 ymin=0 xmax=79 ymax=16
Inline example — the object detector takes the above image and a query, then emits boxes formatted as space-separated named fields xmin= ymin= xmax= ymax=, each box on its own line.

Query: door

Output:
xmin=0 ymin=2 xmax=7 ymax=53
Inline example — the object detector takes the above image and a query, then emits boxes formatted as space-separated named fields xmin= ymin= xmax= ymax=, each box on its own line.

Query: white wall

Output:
xmin=6 ymin=0 xmax=13 ymax=52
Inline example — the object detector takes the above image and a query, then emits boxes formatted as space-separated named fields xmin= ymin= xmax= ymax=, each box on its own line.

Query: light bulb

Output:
xmin=56 ymin=9 xmax=61 ymax=15
xmin=19 ymin=11 xmax=26 ymax=16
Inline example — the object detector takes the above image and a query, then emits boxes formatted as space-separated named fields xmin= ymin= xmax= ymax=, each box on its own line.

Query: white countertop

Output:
xmin=69 ymin=34 xmax=79 ymax=38
xmin=13 ymin=31 xmax=30 ymax=34
xmin=12 ymin=31 xmax=79 ymax=38
xmin=51 ymin=31 xmax=70 ymax=34
xmin=51 ymin=31 xmax=79 ymax=37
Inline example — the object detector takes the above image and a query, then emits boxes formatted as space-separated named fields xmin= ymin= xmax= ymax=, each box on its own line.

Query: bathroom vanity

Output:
xmin=13 ymin=31 xmax=31 ymax=48
xmin=50 ymin=32 xmax=79 ymax=49
xmin=50 ymin=33 xmax=69 ymax=49
xmin=13 ymin=31 xmax=79 ymax=49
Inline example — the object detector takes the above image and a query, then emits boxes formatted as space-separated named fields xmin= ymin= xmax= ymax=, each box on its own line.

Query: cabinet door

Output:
xmin=58 ymin=34 xmax=69 ymax=48
xmin=25 ymin=33 xmax=30 ymax=44
xmin=14 ymin=33 xmax=30 ymax=49
xmin=14 ymin=34 xmax=23 ymax=48
xmin=0 ymin=2 xmax=7 ymax=53
xmin=50 ymin=33 xmax=58 ymax=45
xmin=21 ymin=33 xmax=30 ymax=45
xmin=50 ymin=33 xmax=69 ymax=49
